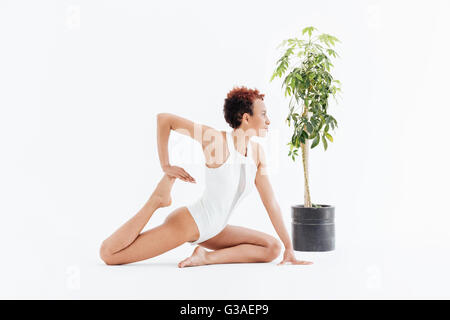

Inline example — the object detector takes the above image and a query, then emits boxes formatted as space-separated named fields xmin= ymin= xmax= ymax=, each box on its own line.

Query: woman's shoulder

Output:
xmin=202 ymin=130 xmax=229 ymax=168
xmin=250 ymin=140 xmax=263 ymax=168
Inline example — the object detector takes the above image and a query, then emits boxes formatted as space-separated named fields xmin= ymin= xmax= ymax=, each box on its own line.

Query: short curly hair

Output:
xmin=223 ymin=86 xmax=265 ymax=129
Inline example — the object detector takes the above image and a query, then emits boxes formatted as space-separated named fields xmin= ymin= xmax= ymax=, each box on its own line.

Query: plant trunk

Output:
xmin=301 ymin=138 xmax=312 ymax=207
xmin=301 ymin=104 xmax=312 ymax=207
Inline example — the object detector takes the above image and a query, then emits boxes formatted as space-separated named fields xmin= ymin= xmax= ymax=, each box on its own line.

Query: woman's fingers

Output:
xmin=178 ymin=172 xmax=194 ymax=183
xmin=182 ymin=171 xmax=194 ymax=182
xmin=168 ymin=166 xmax=195 ymax=183
xmin=176 ymin=169 xmax=187 ymax=181
xmin=179 ymin=172 xmax=188 ymax=180
xmin=182 ymin=173 xmax=192 ymax=182
xmin=180 ymin=169 xmax=196 ymax=183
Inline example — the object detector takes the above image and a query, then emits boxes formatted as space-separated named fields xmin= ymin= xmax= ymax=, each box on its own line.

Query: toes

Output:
xmin=178 ymin=257 xmax=190 ymax=268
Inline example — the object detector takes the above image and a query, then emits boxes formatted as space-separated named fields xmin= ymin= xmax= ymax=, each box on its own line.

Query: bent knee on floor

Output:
xmin=99 ymin=241 xmax=120 ymax=266
xmin=264 ymin=239 xmax=282 ymax=262
xmin=100 ymin=252 xmax=123 ymax=266
xmin=101 ymin=255 xmax=116 ymax=266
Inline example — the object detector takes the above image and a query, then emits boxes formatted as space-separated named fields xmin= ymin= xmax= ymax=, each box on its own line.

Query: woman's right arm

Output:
xmin=156 ymin=113 xmax=172 ymax=170
xmin=157 ymin=113 xmax=208 ymax=183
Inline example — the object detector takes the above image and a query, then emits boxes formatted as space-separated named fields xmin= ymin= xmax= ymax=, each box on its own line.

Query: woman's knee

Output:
xmin=99 ymin=241 xmax=117 ymax=265
xmin=264 ymin=238 xmax=282 ymax=262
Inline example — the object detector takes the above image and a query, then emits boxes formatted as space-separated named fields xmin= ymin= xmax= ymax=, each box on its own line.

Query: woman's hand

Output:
xmin=162 ymin=165 xmax=196 ymax=183
xmin=277 ymin=248 xmax=313 ymax=265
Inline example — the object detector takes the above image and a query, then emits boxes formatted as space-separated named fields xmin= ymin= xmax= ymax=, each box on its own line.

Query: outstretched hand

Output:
xmin=162 ymin=165 xmax=196 ymax=183
xmin=277 ymin=248 xmax=313 ymax=266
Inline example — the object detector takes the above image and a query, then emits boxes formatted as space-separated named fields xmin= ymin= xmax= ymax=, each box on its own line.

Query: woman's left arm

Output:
xmin=254 ymin=145 xmax=292 ymax=250
xmin=254 ymin=143 xmax=313 ymax=265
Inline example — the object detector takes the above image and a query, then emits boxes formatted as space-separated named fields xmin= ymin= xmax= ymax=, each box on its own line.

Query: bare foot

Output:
xmin=178 ymin=246 xmax=208 ymax=268
xmin=149 ymin=174 xmax=176 ymax=208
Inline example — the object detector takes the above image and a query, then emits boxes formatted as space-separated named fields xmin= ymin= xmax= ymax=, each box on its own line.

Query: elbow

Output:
xmin=157 ymin=113 xmax=172 ymax=129
xmin=157 ymin=113 xmax=167 ymax=121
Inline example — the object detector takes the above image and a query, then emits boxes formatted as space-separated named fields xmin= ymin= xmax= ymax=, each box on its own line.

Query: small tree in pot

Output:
xmin=270 ymin=26 xmax=342 ymax=251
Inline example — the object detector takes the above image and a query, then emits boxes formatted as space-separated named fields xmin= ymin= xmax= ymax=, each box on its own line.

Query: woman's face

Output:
xmin=242 ymin=99 xmax=270 ymax=137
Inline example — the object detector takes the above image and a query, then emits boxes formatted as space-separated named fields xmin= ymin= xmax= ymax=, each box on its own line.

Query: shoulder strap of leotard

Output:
xmin=246 ymin=139 xmax=253 ymax=160
xmin=225 ymin=131 xmax=236 ymax=157
xmin=226 ymin=131 xmax=252 ymax=160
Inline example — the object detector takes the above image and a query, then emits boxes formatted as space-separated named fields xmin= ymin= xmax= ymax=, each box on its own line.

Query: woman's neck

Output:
xmin=231 ymin=129 xmax=251 ymax=156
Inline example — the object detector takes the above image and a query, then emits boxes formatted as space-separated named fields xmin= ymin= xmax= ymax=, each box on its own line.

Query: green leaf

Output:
xmin=302 ymin=26 xmax=316 ymax=37
xmin=270 ymin=73 xmax=276 ymax=82
xmin=299 ymin=132 xmax=305 ymax=144
xmin=276 ymin=39 xmax=288 ymax=49
xmin=325 ymin=133 xmax=333 ymax=142
xmin=306 ymin=122 xmax=313 ymax=133
xmin=322 ymin=135 xmax=328 ymax=150
xmin=302 ymin=130 xmax=309 ymax=140
xmin=311 ymin=135 xmax=320 ymax=148
xmin=295 ymin=133 xmax=301 ymax=146
xmin=295 ymin=73 xmax=303 ymax=81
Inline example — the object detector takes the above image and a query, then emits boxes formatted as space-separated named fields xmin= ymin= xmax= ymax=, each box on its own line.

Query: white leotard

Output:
xmin=186 ymin=130 xmax=258 ymax=245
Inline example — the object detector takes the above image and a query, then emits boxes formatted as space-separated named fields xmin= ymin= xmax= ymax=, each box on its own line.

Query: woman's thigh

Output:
xmin=103 ymin=206 xmax=200 ymax=265
xmin=198 ymin=224 xmax=279 ymax=250
xmin=163 ymin=206 xmax=200 ymax=242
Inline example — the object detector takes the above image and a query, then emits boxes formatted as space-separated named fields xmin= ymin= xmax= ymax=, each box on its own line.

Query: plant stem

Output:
xmin=301 ymin=138 xmax=312 ymax=207
xmin=301 ymin=103 xmax=312 ymax=207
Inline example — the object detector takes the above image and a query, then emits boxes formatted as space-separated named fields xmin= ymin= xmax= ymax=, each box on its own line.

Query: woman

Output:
xmin=99 ymin=86 xmax=313 ymax=267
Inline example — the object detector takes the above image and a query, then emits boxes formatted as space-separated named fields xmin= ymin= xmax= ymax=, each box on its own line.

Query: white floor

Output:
xmin=2 ymin=239 xmax=449 ymax=300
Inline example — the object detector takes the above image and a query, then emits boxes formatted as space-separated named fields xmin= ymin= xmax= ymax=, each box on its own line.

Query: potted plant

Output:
xmin=270 ymin=26 xmax=342 ymax=252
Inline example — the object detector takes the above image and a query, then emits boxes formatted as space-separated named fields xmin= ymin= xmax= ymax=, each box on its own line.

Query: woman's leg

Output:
xmin=100 ymin=174 xmax=175 ymax=257
xmin=99 ymin=174 xmax=200 ymax=265
xmin=100 ymin=206 xmax=200 ymax=265
xmin=178 ymin=225 xmax=282 ymax=268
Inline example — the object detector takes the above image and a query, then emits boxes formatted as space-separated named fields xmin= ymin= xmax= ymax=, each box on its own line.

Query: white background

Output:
xmin=1 ymin=0 xmax=449 ymax=299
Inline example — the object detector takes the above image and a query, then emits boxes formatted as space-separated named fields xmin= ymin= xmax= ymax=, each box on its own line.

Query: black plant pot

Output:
xmin=291 ymin=204 xmax=335 ymax=252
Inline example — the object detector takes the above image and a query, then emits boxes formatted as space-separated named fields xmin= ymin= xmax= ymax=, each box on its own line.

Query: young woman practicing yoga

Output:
xmin=99 ymin=86 xmax=313 ymax=267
